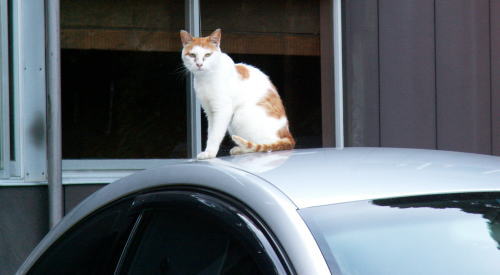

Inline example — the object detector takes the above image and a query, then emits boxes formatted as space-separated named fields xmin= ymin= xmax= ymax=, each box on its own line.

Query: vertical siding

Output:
xmin=344 ymin=0 xmax=380 ymax=147
xmin=345 ymin=0 xmax=499 ymax=156
xmin=492 ymin=0 xmax=500 ymax=156
xmin=379 ymin=0 xmax=436 ymax=148
xmin=320 ymin=0 xmax=335 ymax=147
xmin=436 ymin=0 xmax=492 ymax=154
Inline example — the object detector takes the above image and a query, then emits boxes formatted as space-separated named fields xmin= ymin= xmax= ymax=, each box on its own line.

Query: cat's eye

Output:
xmin=205 ymin=53 xmax=212 ymax=58
xmin=188 ymin=53 xmax=196 ymax=58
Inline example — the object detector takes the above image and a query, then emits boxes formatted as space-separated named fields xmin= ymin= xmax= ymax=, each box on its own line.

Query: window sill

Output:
xmin=0 ymin=170 xmax=137 ymax=186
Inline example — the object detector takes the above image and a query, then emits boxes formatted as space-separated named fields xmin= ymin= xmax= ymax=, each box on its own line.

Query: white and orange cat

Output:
xmin=180 ymin=29 xmax=295 ymax=160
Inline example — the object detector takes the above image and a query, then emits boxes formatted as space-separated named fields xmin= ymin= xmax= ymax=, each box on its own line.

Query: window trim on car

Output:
xmin=113 ymin=188 xmax=296 ymax=275
xmin=26 ymin=197 xmax=136 ymax=275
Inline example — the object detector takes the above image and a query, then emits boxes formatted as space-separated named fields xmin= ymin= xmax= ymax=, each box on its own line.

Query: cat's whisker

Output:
xmin=172 ymin=65 xmax=189 ymax=75
xmin=170 ymin=65 xmax=191 ymax=81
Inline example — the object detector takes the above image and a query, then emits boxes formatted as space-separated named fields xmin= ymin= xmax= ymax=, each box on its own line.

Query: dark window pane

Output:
xmin=8 ymin=0 xmax=14 ymax=161
xmin=61 ymin=0 xmax=186 ymax=159
xmin=122 ymin=207 xmax=278 ymax=275
xmin=62 ymin=50 xmax=187 ymax=158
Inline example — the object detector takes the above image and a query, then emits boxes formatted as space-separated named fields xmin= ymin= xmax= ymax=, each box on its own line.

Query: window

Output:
xmin=61 ymin=0 xmax=331 ymax=162
xmin=300 ymin=193 xmax=500 ymax=275
xmin=0 ymin=0 xmax=336 ymax=183
xmin=119 ymin=192 xmax=289 ymax=275
xmin=28 ymin=199 xmax=133 ymax=275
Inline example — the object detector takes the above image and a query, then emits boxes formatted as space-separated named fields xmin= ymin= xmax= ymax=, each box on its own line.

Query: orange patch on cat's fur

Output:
xmin=258 ymin=89 xmax=286 ymax=119
xmin=232 ymin=131 xmax=295 ymax=152
xmin=278 ymin=124 xmax=295 ymax=143
xmin=184 ymin=37 xmax=218 ymax=52
xmin=235 ymin=64 xmax=250 ymax=79
xmin=181 ymin=29 xmax=220 ymax=53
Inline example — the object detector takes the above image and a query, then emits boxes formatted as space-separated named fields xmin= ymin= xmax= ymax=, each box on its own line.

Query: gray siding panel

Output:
xmin=320 ymin=0 xmax=335 ymax=147
xmin=492 ymin=0 xmax=500 ymax=156
xmin=436 ymin=0 xmax=492 ymax=154
xmin=64 ymin=184 xmax=104 ymax=214
xmin=0 ymin=187 xmax=49 ymax=275
xmin=379 ymin=0 xmax=436 ymax=148
xmin=344 ymin=0 xmax=380 ymax=147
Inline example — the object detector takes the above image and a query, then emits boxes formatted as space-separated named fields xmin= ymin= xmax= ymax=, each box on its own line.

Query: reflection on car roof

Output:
xmin=211 ymin=147 xmax=500 ymax=208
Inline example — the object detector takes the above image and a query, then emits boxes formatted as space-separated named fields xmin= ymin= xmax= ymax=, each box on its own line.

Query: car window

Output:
xmin=118 ymin=193 xmax=288 ymax=275
xmin=28 ymin=199 xmax=132 ymax=275
xmin=300 ymin=193 xmax=500 ymax=275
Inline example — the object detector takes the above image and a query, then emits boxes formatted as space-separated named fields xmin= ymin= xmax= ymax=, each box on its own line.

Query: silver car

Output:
xmin=17 ymin=148 xmax=500 ymax=275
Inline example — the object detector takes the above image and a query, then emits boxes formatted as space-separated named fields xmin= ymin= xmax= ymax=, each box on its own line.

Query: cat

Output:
xmin=180 ymin=29 xmax=295 ymax=160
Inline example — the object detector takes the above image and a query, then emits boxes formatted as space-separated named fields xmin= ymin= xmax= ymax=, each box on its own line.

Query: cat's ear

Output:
xmin=209 ymin=29 xmax=221 ymax=47
xmin=180 ymin=30 xmax=193 ymax=46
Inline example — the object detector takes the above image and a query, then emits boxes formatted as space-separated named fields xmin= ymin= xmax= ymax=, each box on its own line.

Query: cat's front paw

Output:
xmin=197 ymin=151 xmax=216 ymax=160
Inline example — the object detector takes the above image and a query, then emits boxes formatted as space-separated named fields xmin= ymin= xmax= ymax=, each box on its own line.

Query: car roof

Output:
xmin=17 ymin=147 xmax=500 ymax=274
xmin=212 ymin=147 xmax=500 ymax=208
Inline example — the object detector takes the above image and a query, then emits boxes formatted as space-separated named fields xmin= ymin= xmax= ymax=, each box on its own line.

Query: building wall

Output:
xmin=345 ymin=0 xmax=500 ymax=156
xmin=0 ymin=185 xmax=103 ymax=275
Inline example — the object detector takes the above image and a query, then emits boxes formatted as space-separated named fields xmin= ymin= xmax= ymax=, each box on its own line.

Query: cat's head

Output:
xmin=180 ymin=29 xmax=222 ymax=73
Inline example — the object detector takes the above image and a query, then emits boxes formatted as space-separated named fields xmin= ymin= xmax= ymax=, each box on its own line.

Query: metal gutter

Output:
xmin=333 ymin=0 xmax=344 ymax=149
xmin=45 ymin=0 xmax=63 ymax=228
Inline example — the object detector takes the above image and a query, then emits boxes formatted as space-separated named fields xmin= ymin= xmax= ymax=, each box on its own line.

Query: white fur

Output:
xmin=182 ymin=45 xmax=289 ymax=160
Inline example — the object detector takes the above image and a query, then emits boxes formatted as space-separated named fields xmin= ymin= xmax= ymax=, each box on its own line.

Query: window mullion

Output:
xmin=185 ymin=0 xmax=202 ymax=158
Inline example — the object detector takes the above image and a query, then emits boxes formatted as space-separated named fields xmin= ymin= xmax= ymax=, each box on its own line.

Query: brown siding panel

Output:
xmin=436 ymin=0 xmax=491 ymax=154
xmin=320 ymin=0 xmax=334 ymax=147
xmin=344 ymin=0 xmax=380 ymax=147
xmin=492 ymin=0 xmax=500 ymax=156
xmin=379 ymin=0 xmax=436 ymax=149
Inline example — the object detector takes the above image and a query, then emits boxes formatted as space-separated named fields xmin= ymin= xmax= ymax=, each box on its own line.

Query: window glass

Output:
xmin=28 ymin=199 xmax=132 ymax=275
xmin=121 ymin=206 xmax=281 ymax=275
xmin=200 ymin=0 xmax=322 ymax=155
xmin=60 ymin=0 xmax=187 ymax=159
xmin=300 ymin=193 xmax=500 ymax=275
xmin=8 ymin=0 xmax=14 ymax=162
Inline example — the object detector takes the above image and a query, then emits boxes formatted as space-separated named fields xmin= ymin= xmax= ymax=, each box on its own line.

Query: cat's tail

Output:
xmin=231 ymin=135 xmax=295 ymax=154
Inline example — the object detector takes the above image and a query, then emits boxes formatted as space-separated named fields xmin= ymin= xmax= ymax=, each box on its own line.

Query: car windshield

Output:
xmin=299 ymin=193 xmax=500 ymax=275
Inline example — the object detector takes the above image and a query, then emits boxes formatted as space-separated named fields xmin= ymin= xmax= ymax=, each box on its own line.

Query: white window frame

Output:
xmin=1 ymin=0 xmax=48 ymax=185
xmin=0 ymin=0 xmax=202 ymax=185
xmin=0 ymin=0 xmax=9 ymax=179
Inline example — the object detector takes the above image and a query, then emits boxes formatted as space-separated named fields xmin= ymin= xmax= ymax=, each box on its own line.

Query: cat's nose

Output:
xmin=196 ymin=63 xmax=203 ymax=68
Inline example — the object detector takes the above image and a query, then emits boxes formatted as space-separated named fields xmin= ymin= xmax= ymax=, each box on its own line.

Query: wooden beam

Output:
xmin=61 ymin=29 xmax=320 ymax=56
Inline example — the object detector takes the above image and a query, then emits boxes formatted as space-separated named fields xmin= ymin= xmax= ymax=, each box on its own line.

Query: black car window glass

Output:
xmin=28 ymin=200 xmax=131 ymax=275
xmin=300 ymin=193 xmax=500 ymax=275
xmin=121 ymin=205 xmax=278 ymax=275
